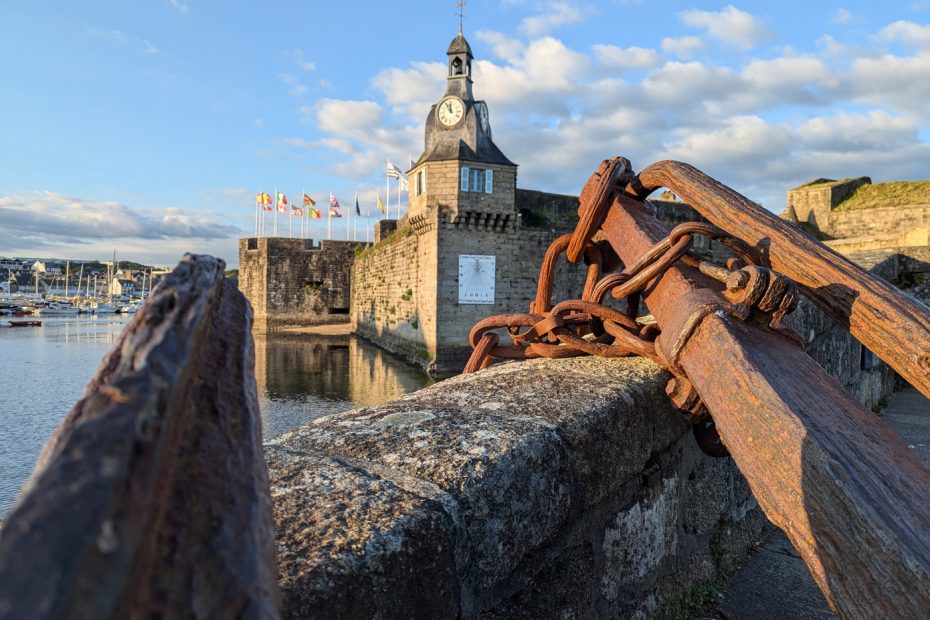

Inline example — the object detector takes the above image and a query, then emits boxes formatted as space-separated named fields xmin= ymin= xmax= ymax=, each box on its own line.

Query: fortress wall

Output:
xmin=267 ymin=356 xmax=767 ymax=619
xmin=825 ymin=204 xmax=930 ymax=240
xmin=239 ymin=238 xmax=364 ymax=333
xmin=351 ymin=225 xmax=436 ymax=367
xmin=433 ymin=222 xmax=587 ymax=374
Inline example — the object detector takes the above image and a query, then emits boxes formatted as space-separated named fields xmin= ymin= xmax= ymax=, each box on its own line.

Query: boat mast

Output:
xmin=65 ymin=260 xmax=70 ymax=298
xmin=77 ymin=264 xmax=84 ymax=302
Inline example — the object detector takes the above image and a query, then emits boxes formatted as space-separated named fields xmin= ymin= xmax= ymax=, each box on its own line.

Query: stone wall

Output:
xmin=239 ymin=237 xmax=366 ymax=333
xmin=266 ymin=356 xmax=767 ymax=619
xmin=825 ymin=204 xmax=930 ymax=241
xmin=784 ymin=177 xmax=930 ymax=251
xmin=785 ymin=177 xmax=871 ymax=230
xmin=352 ymin=226 xmax=435 ymax=366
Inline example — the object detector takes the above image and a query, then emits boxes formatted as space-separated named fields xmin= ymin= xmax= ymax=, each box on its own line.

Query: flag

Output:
xmin=257 ymin=192 xmax=272 ymax=211
xmin=329 ymin=206 xmax=342 ymax=217
xmin=376 ymin=192 xmax=385 ymax=214
xmin=329 ymin=192 xmax=340 ymax=208
xmin=303 ymin=193 xmax=315 ymax=207
xmin=276 ymin=192 xmax=288 ymax=213
xmin=386 ymin=161 xmax=405 ymax=179
xmin=355 ymin=193 xmax=361 ymax=216
xmin=308 ymin=207 xmax=321 ymax=219
xmin=292 ymin=205 xmax=304 ymax=216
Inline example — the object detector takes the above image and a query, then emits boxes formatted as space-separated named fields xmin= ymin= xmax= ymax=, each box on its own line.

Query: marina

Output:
xmin=0 ymin=314 xmax=431 ymax=515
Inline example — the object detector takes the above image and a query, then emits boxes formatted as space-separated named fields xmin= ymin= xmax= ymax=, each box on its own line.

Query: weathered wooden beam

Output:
xmin=633 ymin=160 xmax=930 ymax=401
xmin=602 ymin=193 xmax=930 ymax=618
xmin=0 ymin=254 xmax=279 ymax=619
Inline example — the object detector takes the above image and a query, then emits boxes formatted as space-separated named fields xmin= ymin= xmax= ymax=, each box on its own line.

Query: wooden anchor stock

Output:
xmin=0 ymin=255 xmax=280 ymax=619
xmin=603 ymin=168 xmax=930 ymax=618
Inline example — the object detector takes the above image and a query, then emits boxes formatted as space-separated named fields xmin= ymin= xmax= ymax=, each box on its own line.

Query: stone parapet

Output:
xmin=267 ymin=356 xmax=766 ymax=618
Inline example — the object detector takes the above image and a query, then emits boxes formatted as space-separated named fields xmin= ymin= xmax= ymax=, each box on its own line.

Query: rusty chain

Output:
xmin=463 ymin=157 xmax=802 ymax=456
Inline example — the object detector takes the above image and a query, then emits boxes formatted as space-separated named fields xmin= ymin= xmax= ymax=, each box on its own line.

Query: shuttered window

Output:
xmin=461 ymin=166 xmax=469 ymax=191
xmin=485 ymin=169 xmax=493 ymax=194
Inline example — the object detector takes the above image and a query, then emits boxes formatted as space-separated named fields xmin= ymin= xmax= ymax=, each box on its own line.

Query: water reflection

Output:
xmin=0 ymin=318 xmax=431 ymax=515
xmin=254 ymin=333 xmax=432 ymax=438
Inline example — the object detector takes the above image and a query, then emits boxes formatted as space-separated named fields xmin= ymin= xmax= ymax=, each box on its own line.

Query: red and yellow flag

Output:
xmin=303 ymin=193 xmax=316 ymax=207
xmin=308 ymin=207 xmax=321 ymax=219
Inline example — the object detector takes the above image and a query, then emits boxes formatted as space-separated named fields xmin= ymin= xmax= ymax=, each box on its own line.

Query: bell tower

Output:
xmin=407 ymin=29 xmax=517 ymax=222
xmin=445 ymin=31 xmax=473 ymax=100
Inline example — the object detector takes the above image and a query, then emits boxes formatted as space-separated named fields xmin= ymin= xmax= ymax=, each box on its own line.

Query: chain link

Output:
xmin=463 ymin=159 xmax=803 ymax=457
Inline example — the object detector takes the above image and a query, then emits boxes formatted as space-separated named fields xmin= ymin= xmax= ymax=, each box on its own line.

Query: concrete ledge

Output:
xmin=266 ymin=356 xmax=765 ymax=618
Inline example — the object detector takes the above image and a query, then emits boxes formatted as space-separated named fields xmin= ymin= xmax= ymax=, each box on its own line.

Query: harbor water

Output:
xmin=0 ymin=315 xmax=432 ymax=515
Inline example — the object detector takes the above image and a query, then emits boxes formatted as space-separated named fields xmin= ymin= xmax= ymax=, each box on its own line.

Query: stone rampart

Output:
xmin=783 ymin=177 xmax=930 ymax=251
xmin=267 ymin=356 xmax=766 ymax=619
xmin=352 ymin=226 xmax=434 ymax=366
xmin=239 ymin=237 xmax=366 ymax=333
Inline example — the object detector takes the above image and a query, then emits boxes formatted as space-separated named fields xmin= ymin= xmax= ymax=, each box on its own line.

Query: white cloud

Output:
xmin=305 ymin=16 xmax=930 ymax=212
xmin=834 ymin=8 xmax=854 ymax=24
xmin=87 ymin=27 xmax=158 ymax=55
xmin=278 ymin=72 xmax=308 ymax=96
xmin=167 ymin=0 xmax=189 ymax=14
xmin=661 ymin=36 xmax=706 ymax=59
xmin=593 ymin=44 xmax=659 ymax=70
xmin=518 ymin=1 xmax=590 ymax=37
xmin=0 ymin=192 xmax=240 ymax=264
xmin=798 ymin=111 xmax=918 ymax=152
xmin=878 ymin=20 xmax=930 ymax=48
xmin=679 ymin=5 xmax=775 ymax=49
xmin=849 ymin=53 xmax=930 ymax=119
xmin=290 ymin=49 xmax=316 ymax=71
xmin=476 ymin=30 xmax=526 ymax=63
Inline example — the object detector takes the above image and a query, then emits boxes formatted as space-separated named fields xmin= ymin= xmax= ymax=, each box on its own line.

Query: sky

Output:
xmin=3 ymin=1 xmax=930 ymax=267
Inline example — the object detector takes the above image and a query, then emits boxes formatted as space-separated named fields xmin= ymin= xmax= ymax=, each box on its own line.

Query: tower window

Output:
xmin=460 ymin=166 xmax=494 ymax=194
xmin=470 ymin=168 xmax=485 ymax=192
xmin=416 ymin=169 xmax=426 ymax=196
xmin=452 ymin=57 xmax=463 ymax=76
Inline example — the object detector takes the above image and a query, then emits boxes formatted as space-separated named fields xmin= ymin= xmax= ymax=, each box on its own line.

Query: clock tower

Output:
xmin=407 ymin=30 xmax=517 ymax=223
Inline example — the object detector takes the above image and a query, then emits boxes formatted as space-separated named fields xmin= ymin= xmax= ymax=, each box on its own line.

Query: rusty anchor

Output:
xmin=464 ymin=158 xmax=930 ymax=619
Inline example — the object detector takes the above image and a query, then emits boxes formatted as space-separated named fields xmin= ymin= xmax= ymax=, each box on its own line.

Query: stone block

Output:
xmin=266 ymin=445 xmax=460 ymax=619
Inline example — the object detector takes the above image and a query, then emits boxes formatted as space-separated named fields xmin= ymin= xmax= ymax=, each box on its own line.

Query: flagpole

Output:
xmin=273 ymin=186 xmax=278 ymax=237
xmin=345 ymin=193 xmax=350 ymax=241
xmin=327 ymin=191 xmax=332 ymax=240
xmin=254 ymin=191 xmax=259 ymax=237
xmin=397 ymin=176 xmax=401 ymax=219
xmin=386 ymin=161 xmax=391 ymax=220
xmin=288 ymin=198 xmax=293 ymax=238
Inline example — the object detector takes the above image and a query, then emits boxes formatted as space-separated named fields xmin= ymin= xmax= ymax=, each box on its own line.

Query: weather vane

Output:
xmin=456 ymin=0 xmax=466 ymax=33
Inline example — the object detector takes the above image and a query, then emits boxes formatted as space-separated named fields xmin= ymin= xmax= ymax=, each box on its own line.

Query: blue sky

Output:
xmin=2 ymin=1 xmax=930 ymax=267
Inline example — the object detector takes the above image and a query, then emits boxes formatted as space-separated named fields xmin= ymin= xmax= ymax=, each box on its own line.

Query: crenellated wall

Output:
xmin=351 ymin=209 xmax=589 ymax=376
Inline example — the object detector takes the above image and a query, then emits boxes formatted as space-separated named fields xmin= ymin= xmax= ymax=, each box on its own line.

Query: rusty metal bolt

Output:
xmin=725 ymin=270 xmax=749 ymax=292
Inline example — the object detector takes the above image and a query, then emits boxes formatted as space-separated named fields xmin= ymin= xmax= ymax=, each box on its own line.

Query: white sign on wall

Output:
xmin=458 ymin=254 xmax=496 ymax=304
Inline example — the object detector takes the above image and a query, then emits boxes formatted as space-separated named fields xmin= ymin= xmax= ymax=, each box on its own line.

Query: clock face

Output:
xmin=476 ymin=102 xmax=490 ymax=134
xmin=458 ymin=254 xmax=496 ymax=304
xmin=437 ymin=97 xmax=465 ymax=126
